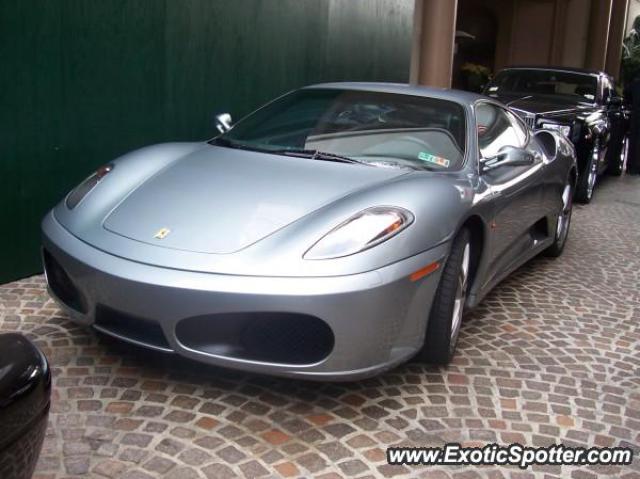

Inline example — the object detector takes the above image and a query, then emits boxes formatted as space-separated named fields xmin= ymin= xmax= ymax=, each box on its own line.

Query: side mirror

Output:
xmin=481 ymin=146 xmax=534 ymax=172
xmin=214 ymin=113 xmax=232 ymax=134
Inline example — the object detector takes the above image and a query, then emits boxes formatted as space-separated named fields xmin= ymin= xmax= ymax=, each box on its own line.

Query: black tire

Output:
xmin=417 ymin=228 xmax=471 ymax=364
xmin=545 ymin=175 xmax=573 ymax=257
xmin=608 ymin=134 xmax=628 ymax=176
xmin=575 ymin=139 xmax=599 ymax=204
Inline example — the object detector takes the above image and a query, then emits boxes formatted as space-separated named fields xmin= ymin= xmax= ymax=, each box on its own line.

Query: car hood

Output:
xmin=488 ymin=93 xmax=594 ymax=116
xmin=103 ymin=145 xmax=408 ymax=254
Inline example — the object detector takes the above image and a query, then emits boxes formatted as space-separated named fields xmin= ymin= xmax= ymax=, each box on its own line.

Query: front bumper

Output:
xmin=41 ymin=212 xmax=447 ymax=381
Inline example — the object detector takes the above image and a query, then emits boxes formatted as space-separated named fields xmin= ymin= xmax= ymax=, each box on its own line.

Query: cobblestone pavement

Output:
xmin=1 ymin=176 xmax=640 ymax=479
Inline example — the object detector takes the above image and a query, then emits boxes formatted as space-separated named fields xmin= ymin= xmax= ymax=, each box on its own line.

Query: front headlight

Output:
xmin=540 ymin=122 xmax=571 ymax=138
xmin=66 ymin=163 xmax=114 ymax=209
xmin=304 ymin=206 xmax=414 ymax=260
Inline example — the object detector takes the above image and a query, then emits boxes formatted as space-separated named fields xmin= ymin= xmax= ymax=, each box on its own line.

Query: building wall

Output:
xmin=492 ymin=0 xmax=592 ymax=68
xmin=561 ymin=0 xmax=592 ymax=68
xmin=0 ymin=0 xmax=414 ymax=283
xmin=456 ymin=0 xmax=568 ymax=76
xmin=453 ymin=0 xmax=626 ymax=82
xmin=509 ymin=0 xmax=558 ymax=65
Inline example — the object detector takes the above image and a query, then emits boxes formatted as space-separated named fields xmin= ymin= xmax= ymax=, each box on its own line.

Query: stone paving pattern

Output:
xmin=1 ymin=176 xmax=639 ymax=479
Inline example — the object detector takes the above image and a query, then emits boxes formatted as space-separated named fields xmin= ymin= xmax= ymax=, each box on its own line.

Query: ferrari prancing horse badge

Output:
xmin=154 ymin=227 xmax=171 ymax=239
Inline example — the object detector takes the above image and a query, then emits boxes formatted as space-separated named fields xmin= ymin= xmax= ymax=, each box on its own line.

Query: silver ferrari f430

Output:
xmin=42 ymin=83 xmax=577 ymax=380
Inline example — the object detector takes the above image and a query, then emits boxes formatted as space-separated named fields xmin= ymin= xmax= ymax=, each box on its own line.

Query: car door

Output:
xmin=475 ymin=102 xmax=546 ymax=286
xmin=602 ymin=75 xmax=624 ymax=170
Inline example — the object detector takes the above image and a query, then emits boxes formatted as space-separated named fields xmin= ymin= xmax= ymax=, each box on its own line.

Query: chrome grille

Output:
xmin=511 ymin=108 xmax=536 ymax=129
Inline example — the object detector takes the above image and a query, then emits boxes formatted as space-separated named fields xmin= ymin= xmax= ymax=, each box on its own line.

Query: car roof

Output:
xmin=498 ymin=65 xmax=604 ymax=77
xmin=304 ymin=82 xmax=488 ymax=105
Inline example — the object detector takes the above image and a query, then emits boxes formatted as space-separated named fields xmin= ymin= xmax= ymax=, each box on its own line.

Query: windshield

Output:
xmin=214 ymin=89 xmax=467 ymax=171
xmin=487 ymin=70 xmax=598 ymax=103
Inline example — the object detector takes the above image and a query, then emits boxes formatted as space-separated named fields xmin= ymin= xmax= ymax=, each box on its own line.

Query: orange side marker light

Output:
xmin=409 ymin=261 xmax=440 ymax=282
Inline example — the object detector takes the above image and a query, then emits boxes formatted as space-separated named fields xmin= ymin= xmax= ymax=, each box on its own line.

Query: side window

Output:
xmin=476 ymin=103 xmax=526 ymax=158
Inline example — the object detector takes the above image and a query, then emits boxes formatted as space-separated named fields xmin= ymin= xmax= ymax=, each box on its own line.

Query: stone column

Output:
xmin=410 ymin=0 xmax=458 ymax=88
xmin=605 ymin=0 xmax=630 ymax=79
xmin=585 ymin=0 xmax=614 ymax=71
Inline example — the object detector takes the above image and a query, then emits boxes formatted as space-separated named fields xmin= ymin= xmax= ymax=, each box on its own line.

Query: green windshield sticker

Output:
xmin=418 ymin=152 xmax=450 ymax=168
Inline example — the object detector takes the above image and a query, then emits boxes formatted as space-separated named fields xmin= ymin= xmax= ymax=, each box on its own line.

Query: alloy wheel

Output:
xmin=620 ymin=136 xmax=629 ymax=174
xmin=450 ymin=242 xmax=470 ymax=350
xmin=556 ymin=181 xmax=572 ymax=246
xmin=586 ymin=141 xmax=599 ymax=200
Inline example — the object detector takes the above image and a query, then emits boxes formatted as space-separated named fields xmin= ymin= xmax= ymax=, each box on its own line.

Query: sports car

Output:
xmin=42 ymin=83 xmax=576 ymax=380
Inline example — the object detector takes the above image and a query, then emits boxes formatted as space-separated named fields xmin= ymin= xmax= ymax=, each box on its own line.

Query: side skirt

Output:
xmin=466 ymin=236 xmax=553 ymax=309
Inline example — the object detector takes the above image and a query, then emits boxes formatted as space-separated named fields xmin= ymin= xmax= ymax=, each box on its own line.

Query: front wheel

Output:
xmin=575 ymin=139 xmax=600 ymax=203
xmin=417 ymin=228 xmax=471 ymax=365
xmin=545 ymin=177 xmax=573 ymax=257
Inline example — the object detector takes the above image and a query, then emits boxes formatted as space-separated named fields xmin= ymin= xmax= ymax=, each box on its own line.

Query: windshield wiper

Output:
xmin=211 ymin=140 xmax=369 ymax=166
xmin=208 ymin=137 xmax=266 ymax=152
xmin=272 ymin=148 xmax=371 ymax=166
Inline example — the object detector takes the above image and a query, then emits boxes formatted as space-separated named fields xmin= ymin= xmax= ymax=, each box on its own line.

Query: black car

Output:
xmin=0 ymin=334 xmax=51 ymax=479
xmin=484 ymin=66 xmax=629 ymax=202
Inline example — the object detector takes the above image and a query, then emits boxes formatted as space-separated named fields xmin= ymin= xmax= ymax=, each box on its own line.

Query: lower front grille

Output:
xmin=94 ymin=305 xmax=172 ymax=352
xmin=42 ymin=249 xmax=87 ymax=313
xmin=175 ymin=312 xmax=335 ymax=365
